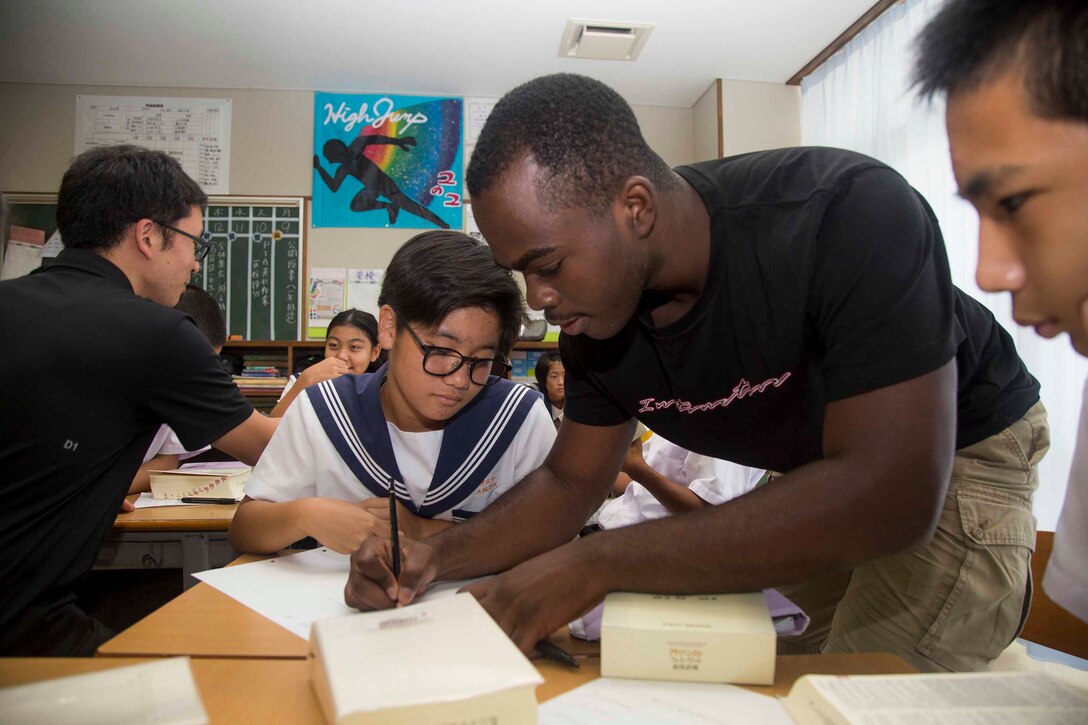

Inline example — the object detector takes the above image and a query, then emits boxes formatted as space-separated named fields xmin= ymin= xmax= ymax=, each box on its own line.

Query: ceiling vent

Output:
xmin=558 ymin=19 xmax=654 ymax=61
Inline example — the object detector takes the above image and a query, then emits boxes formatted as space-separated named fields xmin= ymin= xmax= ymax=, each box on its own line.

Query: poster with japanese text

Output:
xmin=312 ymin=92 xmax=463 ymax=230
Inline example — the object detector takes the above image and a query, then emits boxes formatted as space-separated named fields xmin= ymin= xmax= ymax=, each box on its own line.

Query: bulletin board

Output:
xmin=0 ymin=192 xmax=306 ymax=341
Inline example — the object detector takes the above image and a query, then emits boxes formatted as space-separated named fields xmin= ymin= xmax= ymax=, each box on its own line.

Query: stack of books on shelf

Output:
xmin=232 ymin=352 xmax=289 ymax=402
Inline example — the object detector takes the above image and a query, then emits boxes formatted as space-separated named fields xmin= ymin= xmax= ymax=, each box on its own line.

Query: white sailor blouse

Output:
xmin=244 ymin=366 xmax=557 ymax=521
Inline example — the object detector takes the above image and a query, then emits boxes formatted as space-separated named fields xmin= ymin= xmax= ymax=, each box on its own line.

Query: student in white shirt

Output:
xmin=270 ymin=308 xmax=381 ymax=418
xmin=229 ymin=231 xmax=557 ymax=555
xmin=597 ymin=433 xmax=764 ymax=530
xmin=916 ymin=0 xmax=1088 ymax=622
xmin=129 ymin=284 xmax=222 ymax=495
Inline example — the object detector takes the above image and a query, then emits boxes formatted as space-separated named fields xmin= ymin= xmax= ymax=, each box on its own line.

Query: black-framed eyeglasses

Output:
xmin=158 ymin=221 xmax=213 ymax=262
xmin=401 ymin=322 xmax=511 ymax=386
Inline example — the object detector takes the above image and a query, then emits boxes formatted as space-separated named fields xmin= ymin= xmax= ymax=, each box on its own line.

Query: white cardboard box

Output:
xmin=309 ymin=592 xmax=542 ymax=724
xmin=601 ymin=591 xmax=776 ymax=685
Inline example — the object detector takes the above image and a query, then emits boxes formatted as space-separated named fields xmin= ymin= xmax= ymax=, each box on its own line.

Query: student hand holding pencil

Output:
xmin=360 ymin=498 xmax=455 ymax=540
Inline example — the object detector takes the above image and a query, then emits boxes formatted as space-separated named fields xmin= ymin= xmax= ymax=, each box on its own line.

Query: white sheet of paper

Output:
xmin=132 ymin=492 xmax=240 ymax=509
xmin=538 ymin=677 xmax=792 ymax=725
xmin=1 ymin=240 xmax=43 ymax=280
xmin=193 ymin=547 xmax=483 ymax=640
xmin=133 ymin=492 xmax=189 ymax=509
xmin=345 ymin=268 xmax=383 ymax=316
xmin=0 ymin=656 xmax=207 ymax=725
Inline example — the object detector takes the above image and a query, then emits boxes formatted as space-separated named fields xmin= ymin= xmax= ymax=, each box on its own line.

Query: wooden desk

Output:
xmin=94 ymin=498 xmax=239 ymax=589
xmin=98 ymin=578 xmax=307 ymax=659
xmin=3 ymin=651 xmax=912 ymax=722
xmin=100 ymin=569 xmax=913 ymax=702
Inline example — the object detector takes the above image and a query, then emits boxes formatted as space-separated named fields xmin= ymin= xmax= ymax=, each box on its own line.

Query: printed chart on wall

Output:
xmin=191 ymin=198 xmax=305 ymax=341
xmin=312 ymin=92 xmax=463 ymax=230
xmin=74 ymin=95 xmax=231 ymax=194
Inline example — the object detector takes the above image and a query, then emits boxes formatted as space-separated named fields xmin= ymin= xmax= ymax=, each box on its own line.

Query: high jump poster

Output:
xmin=312 ymin=92 xmax=463 ymax=230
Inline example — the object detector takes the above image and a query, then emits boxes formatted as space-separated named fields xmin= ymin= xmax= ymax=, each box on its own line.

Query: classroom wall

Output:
xmin=692 ymin=80 xmax=721 ymax=161
xmin=720 ymin=79 xmax=801 ymax=156
xmin=0 ymin=82 xmax=695 ymax=271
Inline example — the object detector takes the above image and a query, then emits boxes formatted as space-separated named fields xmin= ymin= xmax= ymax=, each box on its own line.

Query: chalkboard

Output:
xmin=197 ymin=197 xmax=305 ymax=341
xmin=1 ymin=192 xmax=305 ymax=341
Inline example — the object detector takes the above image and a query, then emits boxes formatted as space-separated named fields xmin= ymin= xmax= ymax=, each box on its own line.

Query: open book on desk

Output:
xmin=540 ymin=670 xmax=1088 ymax=724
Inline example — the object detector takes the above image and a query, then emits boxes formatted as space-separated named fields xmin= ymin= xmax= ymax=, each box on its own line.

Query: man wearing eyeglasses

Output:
xmin=0 ymin=145 xmax=278 ymax=656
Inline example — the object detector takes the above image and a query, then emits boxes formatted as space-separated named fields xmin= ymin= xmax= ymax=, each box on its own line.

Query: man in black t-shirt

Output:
xmin=344 ymin=75 xmax=1047 ymax=672
xmin=0 ymin=146 xmax=278 ymax=656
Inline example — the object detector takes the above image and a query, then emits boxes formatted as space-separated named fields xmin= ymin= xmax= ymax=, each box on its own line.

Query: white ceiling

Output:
xmin=0 ymin=0 xmax=874 ymax=108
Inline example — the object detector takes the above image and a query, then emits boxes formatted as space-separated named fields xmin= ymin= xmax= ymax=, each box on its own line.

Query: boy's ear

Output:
xmin=377 ymin=305 xmax=397 ymax=350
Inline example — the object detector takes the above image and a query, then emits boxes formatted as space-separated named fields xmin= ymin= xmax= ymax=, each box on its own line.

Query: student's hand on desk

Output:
xmin=462 ymin=542 xmax=605 ymax=654
xmin=298 ymin=357 xmax=351 ymax=388
xmin=344 ymin=534 xmax=438 ymax=610
xmin=301 ymin=498 xmax=390 ymax=554
xmin=119 ymin=497 xmax=135 ymax=513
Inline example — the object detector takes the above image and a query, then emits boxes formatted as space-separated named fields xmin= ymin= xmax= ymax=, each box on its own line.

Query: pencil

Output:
xmin=536 ymin=639 xmax=579 ymax=668
xmin=388 ymin=481 xmax=401 ymax=579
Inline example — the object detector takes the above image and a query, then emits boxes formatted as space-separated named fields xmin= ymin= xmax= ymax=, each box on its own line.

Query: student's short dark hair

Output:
xmin=914 ymin=0 xmax=1088 ymax=122
xmin=378 ymin=230 xmax=526 ymax=357
xmin=534 ymin=351 xmax=562 ymax=395
xmin=57 ymin=145 xmax=207 ymax=252
xmin=327 ymin=308 xmax=379 ymax=347
xmin=466 ymin=73 xmax=679 ymax=214
xmin=175 ymin=284 xmax=226 ymax=350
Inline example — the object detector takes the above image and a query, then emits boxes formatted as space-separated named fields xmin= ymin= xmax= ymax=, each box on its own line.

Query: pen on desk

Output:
xmin=179 ymin=497 xmax=238 ymax=505
xmin=536 ymin=639 xmax=579 ymax=668
xmin=388 ymin=481 xmax=401 ymax=579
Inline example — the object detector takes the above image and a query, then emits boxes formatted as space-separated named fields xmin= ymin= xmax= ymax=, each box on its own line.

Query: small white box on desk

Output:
xmin=601 ymin=591 xmax=776 ymax=685
xmin=309 ymin=592 xmax=543 ymax=724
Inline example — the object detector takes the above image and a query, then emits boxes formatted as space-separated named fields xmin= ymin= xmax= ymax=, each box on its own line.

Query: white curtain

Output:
xmin=800 ymin=0 xmax=1086 ymax=529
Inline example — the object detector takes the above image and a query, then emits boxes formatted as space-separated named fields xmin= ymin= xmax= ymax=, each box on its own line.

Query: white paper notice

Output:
xmin=345 ymin=268 xmax=383 ymax=316
xmin=539 ymin=677 xmax=791 ymax=725
xmin=75 ymin=95 xmax=231 ymax=194
xmin=0 ymin=241 xmax=43 ymax=280
xmin=194 ymin=547 xmax=483 ymax=639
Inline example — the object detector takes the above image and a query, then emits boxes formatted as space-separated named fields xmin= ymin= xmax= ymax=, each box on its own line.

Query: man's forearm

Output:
xmin=574 ymin=454 xmax=946 ymax=596
xmin=427 ymin=464 xmax=606 ymax=581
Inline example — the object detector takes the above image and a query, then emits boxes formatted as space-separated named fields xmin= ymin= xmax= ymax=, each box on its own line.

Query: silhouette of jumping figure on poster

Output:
xmin=313 ymin=136 xmax=450 ymax=229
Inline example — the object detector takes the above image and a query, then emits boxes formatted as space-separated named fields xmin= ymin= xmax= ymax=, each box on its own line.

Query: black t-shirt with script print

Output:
xmin=561 ymin=148 xmax=1038 ymax=472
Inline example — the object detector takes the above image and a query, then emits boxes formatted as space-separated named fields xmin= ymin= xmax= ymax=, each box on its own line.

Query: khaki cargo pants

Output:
xmin=777 ymin=402 xmax=1049 ymax=672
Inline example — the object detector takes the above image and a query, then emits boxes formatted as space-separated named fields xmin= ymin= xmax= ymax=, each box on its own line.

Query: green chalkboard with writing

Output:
xmin=2 ymin=192 xmax=305 ymax=341
xmin=194 ymin=197 xmax=305 ymax=340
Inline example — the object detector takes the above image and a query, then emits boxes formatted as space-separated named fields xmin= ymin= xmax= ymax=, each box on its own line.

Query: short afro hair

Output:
xmin=466 ymin=73 xmax=678 ymax=213
xmin=914 ymin=0 xmax=1088 ymax=122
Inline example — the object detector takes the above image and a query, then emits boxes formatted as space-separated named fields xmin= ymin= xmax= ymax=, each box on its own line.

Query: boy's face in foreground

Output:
xmin=947 ymin=70 xmax=1088 ymax=355
xmin=379 ymin=305 xmax=502 ymax=432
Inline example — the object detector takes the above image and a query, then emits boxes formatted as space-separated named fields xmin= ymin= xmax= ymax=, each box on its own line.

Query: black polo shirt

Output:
xmin=0 ymin=248 xmax=253 ymax=654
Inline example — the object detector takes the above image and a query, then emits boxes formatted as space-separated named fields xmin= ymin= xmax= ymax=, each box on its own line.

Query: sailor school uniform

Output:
xmin=244 ymin=365 xmax=556 ymax=520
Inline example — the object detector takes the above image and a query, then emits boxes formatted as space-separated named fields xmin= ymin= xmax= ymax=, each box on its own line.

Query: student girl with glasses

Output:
xmin=228 ymin=231 xmax=557 ymax=555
